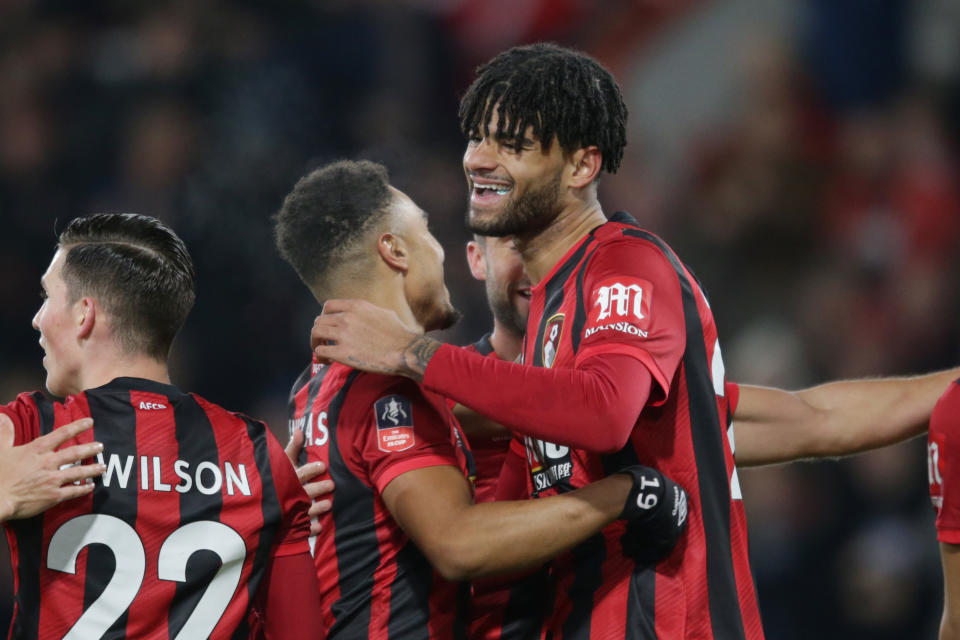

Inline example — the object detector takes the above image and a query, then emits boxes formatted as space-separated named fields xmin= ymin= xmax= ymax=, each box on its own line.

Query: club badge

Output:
xmin=375 ymin=395 xmax=415 ymax=453
xmin=542 ymin=313 xmax=564 ymax=368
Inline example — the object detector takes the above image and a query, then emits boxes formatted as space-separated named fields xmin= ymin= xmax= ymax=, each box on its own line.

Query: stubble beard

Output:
xmin=488 ymin=284 xmax=527 ymax=338
xmin=467 ymin=170 xmax=563 ymax=238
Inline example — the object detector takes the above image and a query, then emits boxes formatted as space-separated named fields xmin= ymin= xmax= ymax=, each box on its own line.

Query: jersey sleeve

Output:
xmin=345 ymin=377 xmax=462 ymax=495
xmin=726 ymin=381 xmax=740 ymax=415
xmin=1 ymin=393 xmax=43 ymax=445
xmin=574 ymin=239 xmax=686 ymax=405
xmin=930 ymin=382 xmax=960 ymax=543
xmin=265 ymin=427 xmax=313 ymax=557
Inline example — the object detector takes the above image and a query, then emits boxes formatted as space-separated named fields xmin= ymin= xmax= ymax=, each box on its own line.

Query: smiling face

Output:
xmin=390 ymin=188 xmax=460 ymax=333
xmin=32 ymin=248 xmax=84 ymax=397
xmin=462 ymin=108 xmax=568 ymax=238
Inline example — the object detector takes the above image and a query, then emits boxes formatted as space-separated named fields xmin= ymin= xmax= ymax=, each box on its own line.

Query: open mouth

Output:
xmin=515 ymin=286 xmax=532 ymax=300
xmin=471 ymin=178 xmax=512 ymax=203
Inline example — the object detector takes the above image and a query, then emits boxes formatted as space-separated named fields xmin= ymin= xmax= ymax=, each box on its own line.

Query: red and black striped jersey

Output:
xmin=928 ymin=378 xmax=960 ymax=542
xmin=0 ymin=376 xmax=311 ymax=640
xmin=462 ymin=334 xmax=513 ymax=505
xmin=288 ymin=360 xmax=474 ymax=639
xmin=519 ymin=212 xmax=763 ymax=639
xmin=461 ymin=335 xmax=549 ymax=640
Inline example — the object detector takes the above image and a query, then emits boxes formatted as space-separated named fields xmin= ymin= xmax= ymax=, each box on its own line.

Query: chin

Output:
xmin=45 ymin=379 xmax=69 ymax=398
xmin=425 ymin=304 xmax=462 ymax=332
xmin=44 ymin=368 xmax=78 ymax=398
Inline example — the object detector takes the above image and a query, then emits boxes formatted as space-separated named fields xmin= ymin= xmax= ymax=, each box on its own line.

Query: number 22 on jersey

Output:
xmin=47 ymin=514 xmax=245 ymax=639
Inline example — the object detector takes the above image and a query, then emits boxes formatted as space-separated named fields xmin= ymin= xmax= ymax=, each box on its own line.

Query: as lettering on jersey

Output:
xmin=930 ymin=431 xmax=946 ymax=511
xmin=586 ymin=277 xmax=653 ymax=340
xmin=542 ymin=313 xmax=564 ymax=369
xmin=374 ymin=394 xmax=416 ymax=453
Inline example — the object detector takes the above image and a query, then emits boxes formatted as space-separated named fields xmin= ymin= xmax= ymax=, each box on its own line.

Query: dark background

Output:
xmin=2 ymin=1 xmax=959 ymax=637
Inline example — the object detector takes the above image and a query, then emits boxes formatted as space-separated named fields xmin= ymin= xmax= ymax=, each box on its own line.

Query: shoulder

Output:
xmin=1 ymin=391 xmax=46 ymax=427
xmin=189 ymin=392 xmax=268 ymax=435
xmin=933 ymin=381 xmax=960 ymax=435
xmin=353 ymin=371 xmax=429 ymax=402
xmin=590 ymin=223 xmax=677 ymax=266
xmin=336 ymin=372 xmax=437 ymax=424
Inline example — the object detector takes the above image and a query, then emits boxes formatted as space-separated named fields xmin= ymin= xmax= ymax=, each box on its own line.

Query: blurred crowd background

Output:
xmin=2 ymin=0 xmax=959 ymax=637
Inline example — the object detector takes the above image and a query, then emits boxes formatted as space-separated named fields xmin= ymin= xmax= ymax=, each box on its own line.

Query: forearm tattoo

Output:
xmin=401 ymin=336 xmax=441 ymax=381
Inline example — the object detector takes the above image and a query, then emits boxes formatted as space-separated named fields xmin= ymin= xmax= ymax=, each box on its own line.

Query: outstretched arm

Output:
xmin=733 ymin=368 xmax=959 ymax=467
xmin=381 ymin=463 xmax=684 ymax=581
xmin=0 ymin=415 xmax=105 ymax=521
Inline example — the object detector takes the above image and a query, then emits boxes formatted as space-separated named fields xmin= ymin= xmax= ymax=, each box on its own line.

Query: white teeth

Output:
xmin=475 ymin=184 xmax=511 ymax=195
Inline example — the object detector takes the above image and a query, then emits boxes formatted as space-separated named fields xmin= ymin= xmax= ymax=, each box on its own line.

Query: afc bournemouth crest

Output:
xmin=542 ymin=313 xmax=564 ymax=368
xmin=375 ymin=395 xmax=416 ymax=453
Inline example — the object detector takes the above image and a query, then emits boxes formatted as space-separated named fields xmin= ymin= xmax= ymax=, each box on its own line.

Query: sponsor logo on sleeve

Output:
xmin=542 ymin=313 xmax=564 ymax=369
xmin=584 ymin=277 xmax=653 ymax=340
xmin=930 ymin=432 xmax=946 ymax=511
xmin=375 ymin=395 xmax=416 ymax=453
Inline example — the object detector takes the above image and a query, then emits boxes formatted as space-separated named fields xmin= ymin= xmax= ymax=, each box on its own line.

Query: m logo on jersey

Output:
xmin=542 ymin=314 xmax=564 ymax=368
xmin=375 ymin=395 xmax=415 ymax=453
xmin=594 ymin=278 xmax=652 ymax=323
xmin=585 ymin=277 xmax=653 ymax=339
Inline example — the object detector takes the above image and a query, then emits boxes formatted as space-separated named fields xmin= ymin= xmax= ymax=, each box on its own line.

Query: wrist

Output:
xmin=400 ymin=336 xmax=441 ymax=382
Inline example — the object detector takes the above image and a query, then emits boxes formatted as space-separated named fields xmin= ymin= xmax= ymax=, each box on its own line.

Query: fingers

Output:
xmin=54 ymin=480 xmax=97 ymax=504
xmin=52 ymin=441 xmax=105 ymax=468
xmin=313 ymin=344 xmax=339 ymax=363
xmin=320 ymin=299 xmax=362 ymax=315
xmin=0 ymin=414 xmax=14 ymax=449
xmin=56 ymin=461 xmax=106 ymax=485
xmin=32 ymin=418 xmax=95 ymax=452
xmin=285 ymin=428 xmax=305 ymax=465
xmin=311 ymin=315 xmax=341 ymax=353
xmin=302 ymin=478 xmax=334 ymax=501
xmin=296 ymin=460 xmax=326 ymax=485
xmin=308 ymin=499 xmax=332 ymax=519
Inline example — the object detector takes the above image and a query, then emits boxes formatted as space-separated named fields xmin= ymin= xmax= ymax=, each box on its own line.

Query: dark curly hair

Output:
xmin=459 ymin=43 xmax=627 ymax=175
xmin=274 ymin=159 xmax=392 ymax=297
xmin=58 ymin=213 xmax=196 ymax=360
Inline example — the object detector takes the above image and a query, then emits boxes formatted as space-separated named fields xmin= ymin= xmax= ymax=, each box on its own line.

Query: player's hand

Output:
xmin=285 ymin=428 xmax=334 ymax=536
xmin=0 ymin=415 xmax=105 ymax=522
xmin=311 ymin=299 xmax=437 ymax=381
xmin=617 ymin=465 xmax=688 ymax=564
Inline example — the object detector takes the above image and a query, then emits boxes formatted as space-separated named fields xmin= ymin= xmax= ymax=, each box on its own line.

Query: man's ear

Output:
xmin=567 ymin=146 xmax=602 ymax=189
xmin=76 ymin=298 xmax=96 ymax=340
xmin=377 ymin=232 xmax=409 ymax=273
xmin=466 ymin=241 xmax=487 ymax=281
